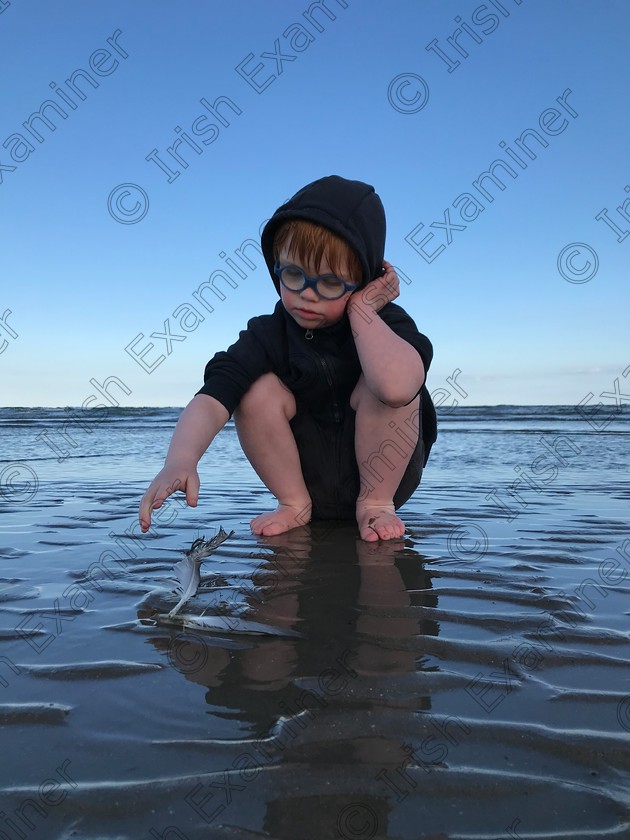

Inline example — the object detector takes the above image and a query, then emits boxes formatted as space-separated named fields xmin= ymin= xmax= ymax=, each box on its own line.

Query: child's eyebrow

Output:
xmin=281 ymin=252 xmax=348 ymax=278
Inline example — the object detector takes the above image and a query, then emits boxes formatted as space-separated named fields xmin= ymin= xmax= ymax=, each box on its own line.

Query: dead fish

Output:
xmin=168 ymin=528 xmax=234 ymax=617
xmin=156 ymin=611 xmax=242 ymax=633
xmin=156 ymin=611 xmax=302 ymax=638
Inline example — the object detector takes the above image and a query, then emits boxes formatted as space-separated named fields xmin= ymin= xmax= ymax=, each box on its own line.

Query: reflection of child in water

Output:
xmin=139 ymin=176 xmax=436 ymax=541
xmin=150 ymin=522 xmax=440 ymax=839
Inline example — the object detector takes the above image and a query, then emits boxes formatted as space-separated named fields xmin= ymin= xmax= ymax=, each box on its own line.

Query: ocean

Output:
xmin=1 ymin=405 xmax=629 ymax=839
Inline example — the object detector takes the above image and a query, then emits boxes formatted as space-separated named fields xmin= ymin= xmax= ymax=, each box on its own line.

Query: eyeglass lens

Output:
xmin=280 ymin=266 xmax=346 ymax=299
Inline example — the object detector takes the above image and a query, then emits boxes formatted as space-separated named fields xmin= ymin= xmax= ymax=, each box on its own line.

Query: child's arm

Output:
xmin=138 ymin=394 xmax=229 ymax=532
xmin=347 ymin=261 xmax=425 ymax=407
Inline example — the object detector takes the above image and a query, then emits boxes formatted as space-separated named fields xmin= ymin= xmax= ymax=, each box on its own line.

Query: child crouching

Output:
xmin=139 ymin=175 xmax=436 ymax=541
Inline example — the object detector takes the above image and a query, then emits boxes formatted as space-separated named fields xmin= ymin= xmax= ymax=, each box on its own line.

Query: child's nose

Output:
xmin=299 ymin=285 xmax=319 ymax=302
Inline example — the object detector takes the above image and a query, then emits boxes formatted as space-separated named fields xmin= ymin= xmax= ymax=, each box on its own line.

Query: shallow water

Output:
xmin=1 ymin=406 xmax=629 ymax=839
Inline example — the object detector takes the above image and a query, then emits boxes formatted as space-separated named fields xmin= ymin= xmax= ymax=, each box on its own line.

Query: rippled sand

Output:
xmin=1 ymin=411 xmax=629 ymax=839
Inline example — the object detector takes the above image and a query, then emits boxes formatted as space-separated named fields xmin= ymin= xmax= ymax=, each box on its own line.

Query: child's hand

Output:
xmin=348 ymin=260 xmax=399 ymax=316
xmin=138 ymin=463 xmax=200 ymax=532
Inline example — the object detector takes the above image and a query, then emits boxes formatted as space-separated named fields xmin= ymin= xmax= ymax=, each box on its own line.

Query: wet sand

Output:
xmin=1 ymin=407 xmax=629 ymax=839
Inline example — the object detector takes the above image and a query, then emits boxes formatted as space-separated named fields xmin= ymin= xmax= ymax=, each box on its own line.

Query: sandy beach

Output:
xmin=1 ymin=405 xmax=629 ymax=839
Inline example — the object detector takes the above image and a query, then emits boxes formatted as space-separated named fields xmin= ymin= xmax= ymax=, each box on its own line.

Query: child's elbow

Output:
xmin=380 ymin=386 xmax=422 ymax=409
xmin=380 ymin=371 xmax=425 ymax=408
xmin=382 ymin=396 xmax=414 ymax=409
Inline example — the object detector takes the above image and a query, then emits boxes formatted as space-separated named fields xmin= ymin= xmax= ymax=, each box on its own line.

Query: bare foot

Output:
xmin=356 ymin=503 xmax=406 ymax=542
xmin=251 ymin=502 xmax=312 ymax=537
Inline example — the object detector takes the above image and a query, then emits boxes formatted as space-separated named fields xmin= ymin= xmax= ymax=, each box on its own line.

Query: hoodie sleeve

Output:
xmin=195 ymin=310 xmax=286 ymax=417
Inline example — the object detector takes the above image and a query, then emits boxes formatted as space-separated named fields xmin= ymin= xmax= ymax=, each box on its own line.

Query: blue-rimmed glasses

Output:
xmin=274 ymin=260 xmax=357 ymax=300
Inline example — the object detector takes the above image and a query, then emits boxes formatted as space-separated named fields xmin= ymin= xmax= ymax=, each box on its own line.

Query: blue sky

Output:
xmin=1 ymin=0 xmax=628 ymax=407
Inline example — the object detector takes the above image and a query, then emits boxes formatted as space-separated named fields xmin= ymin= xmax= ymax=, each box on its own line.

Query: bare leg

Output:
xmin=351 ymin=376 xmax=420 ymax=542
xmin=234 ymin=373 xmax=312 ymax=536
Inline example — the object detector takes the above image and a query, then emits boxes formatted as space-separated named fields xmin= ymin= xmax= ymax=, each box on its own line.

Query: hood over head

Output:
xmin=261 ymin=175 xmax=386 ymax=295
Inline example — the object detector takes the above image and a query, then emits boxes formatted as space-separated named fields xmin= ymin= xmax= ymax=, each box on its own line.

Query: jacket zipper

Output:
xmin=304 ymin=328 xmax=342 ymax=423
xmin=319 ymin=355 xmax=341 ymax=424
xmin=302 ymin=326 xmax=342 ymax=509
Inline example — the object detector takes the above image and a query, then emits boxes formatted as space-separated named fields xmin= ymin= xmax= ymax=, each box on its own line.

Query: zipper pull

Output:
xmin=305 ymin=329 xmax=313 ymax=340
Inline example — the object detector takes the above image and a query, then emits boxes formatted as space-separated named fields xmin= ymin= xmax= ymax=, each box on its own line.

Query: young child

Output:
xmin=139 ymin=175 xmax=437 ymax=542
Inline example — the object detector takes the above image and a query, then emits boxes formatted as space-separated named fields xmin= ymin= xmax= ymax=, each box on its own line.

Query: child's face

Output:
xmin=277 ymin=244 xmax=357 ymax=330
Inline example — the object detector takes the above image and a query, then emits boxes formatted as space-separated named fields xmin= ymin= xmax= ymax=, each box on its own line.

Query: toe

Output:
xmin=261 ymin=520 xmax=286 ymax=537
xmin=360 ymin=525 xmax=379 ymax=542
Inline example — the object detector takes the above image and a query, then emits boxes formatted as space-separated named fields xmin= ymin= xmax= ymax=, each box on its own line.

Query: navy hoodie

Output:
xmin=197 ymin=175 xmax=437 ymax=518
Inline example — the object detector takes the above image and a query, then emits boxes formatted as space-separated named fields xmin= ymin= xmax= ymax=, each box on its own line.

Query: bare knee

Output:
xmin=234 ymin=373 xmax=296 ymax=422
xmin=350 ymin=375 xmax=369 ymax=412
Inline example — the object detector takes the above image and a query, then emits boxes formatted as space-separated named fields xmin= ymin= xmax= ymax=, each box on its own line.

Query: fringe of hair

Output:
xmin=273 ymin=220 xmax=363 ymax=286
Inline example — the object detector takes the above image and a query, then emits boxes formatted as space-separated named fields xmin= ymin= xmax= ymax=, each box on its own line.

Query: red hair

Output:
xmin=273 ymin=220 xmax=362 ymax=286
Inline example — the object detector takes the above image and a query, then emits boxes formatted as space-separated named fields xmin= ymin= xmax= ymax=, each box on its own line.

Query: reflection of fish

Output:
xmin=168 ymin=528 xmax=234 ymax=617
